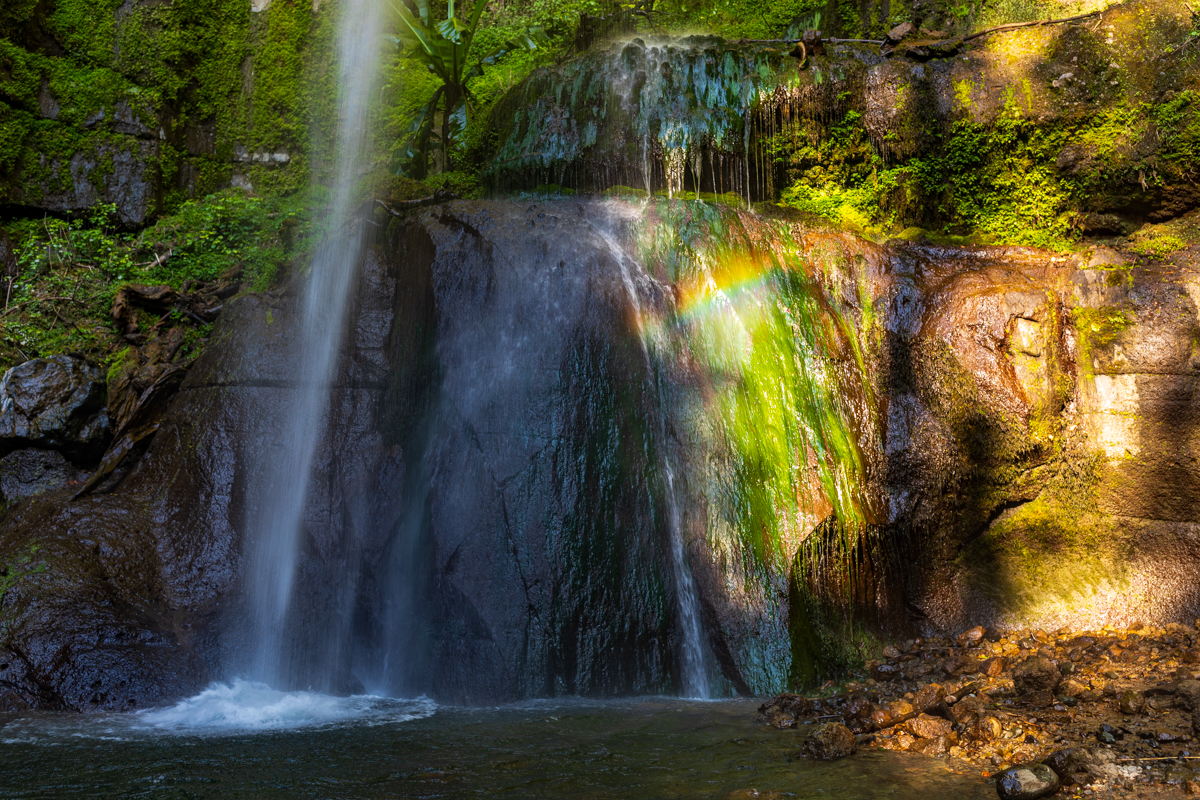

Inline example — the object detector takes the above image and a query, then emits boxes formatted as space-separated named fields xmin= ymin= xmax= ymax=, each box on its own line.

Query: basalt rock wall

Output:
xmin=3 ymin=199 xmax=1200 ymax=711
xmin=0 ymin=200 xmax=684 ymax=710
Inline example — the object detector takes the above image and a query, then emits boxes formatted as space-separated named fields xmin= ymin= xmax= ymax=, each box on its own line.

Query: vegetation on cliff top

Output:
xmin=0 ymin=190 xmax=317 ymax=373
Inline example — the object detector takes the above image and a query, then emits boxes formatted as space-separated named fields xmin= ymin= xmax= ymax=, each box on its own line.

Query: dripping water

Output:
xmin=596 ymin=211 xmax=711 ymax=698
xmin=243 ymin=0 xmax=384 ymax=690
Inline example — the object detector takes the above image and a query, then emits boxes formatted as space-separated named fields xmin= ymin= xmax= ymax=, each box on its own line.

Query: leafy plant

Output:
xmin=0 ymin=190 xmax=316 ymax=372
xmin=386 ymin=0 xmax=548 ymax=176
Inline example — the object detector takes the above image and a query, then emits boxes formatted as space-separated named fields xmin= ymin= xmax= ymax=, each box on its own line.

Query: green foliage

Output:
xmin=661 ymin=0 xmax=823 ymax=39
xmin=0 ymin=0 xmax=330 ymax=213
xmin=0 ymin=190 xmax=316 ymax=371
xmin=148 ymin=191 xmax=313 ymax=289
xmin=385 ymin=0 xmax=549 ymax=176
xmin=1154 ymin=90 xmax=1200 ymax=186
xmin=774 ymin=110 xmax=884 ymax=232
xmin=912 ymin=110 xmax=1075 ymax=247
xmin=775 ymin=99 xmax=1080 ymax=247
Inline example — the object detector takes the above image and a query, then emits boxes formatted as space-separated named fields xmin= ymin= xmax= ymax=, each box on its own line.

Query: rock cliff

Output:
xmin=2 ymin=199 xmax=1199 ymax=709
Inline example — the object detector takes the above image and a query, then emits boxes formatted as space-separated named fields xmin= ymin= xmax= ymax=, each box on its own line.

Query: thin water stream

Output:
xmin=243 ymin=0 xmax=383 ymax=689
xmin=600 ymin=216 xmax=711 ymax=698
xmin=0 ymin=699 xmax=993 ymax=799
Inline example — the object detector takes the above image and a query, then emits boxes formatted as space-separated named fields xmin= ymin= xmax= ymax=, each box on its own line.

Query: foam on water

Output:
xmin=134 ymin=679 xmax=436 ymax=733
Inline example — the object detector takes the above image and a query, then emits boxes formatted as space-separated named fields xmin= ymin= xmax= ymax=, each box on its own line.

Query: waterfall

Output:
xmin=243 ymin=0 xmax=384 ymax=689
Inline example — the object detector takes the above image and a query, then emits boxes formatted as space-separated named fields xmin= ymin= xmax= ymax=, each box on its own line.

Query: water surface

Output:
xmin=0 ymin=695 xmax=993 ymax=799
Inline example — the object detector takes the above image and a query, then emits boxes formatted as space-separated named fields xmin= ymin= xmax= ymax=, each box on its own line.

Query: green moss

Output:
xmin=0 ymin=0 xmax=41 ymax=42
xmin=1127 ymin=212 xmax=1200 ymax=259
xmin=907 ymin=104 xmax=1077 ymax=248
xmin=961 ymin=492 xmax=1128 ymax=621
xmin=0 ymin=541 xmax=46 ymax=641
xmin=104 ymin=345 xmax=130 ymax=388
xmin=0 ymin=0 xmax=342 ymax=215
xmin=0 ymin=102 xmax=33 ymax=180
xmin=765 ymin=80 xmax=1093 ymax=247
xmin=1072 ymin=305 xmax=1132 ymax=380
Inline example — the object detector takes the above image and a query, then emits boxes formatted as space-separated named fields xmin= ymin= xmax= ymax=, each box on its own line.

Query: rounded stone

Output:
xmin=801 ymin=722 xmax=858 ymax=760
xmin=1012 ymin=657 xmax=1061 ymax=695
xmin=994 ymin=763 xmax=1060 ymax=800
xmin=0 ymin=355 xmax=109 ymax=460
xmin=1119 ymin=690 xmax=1145 ymax=714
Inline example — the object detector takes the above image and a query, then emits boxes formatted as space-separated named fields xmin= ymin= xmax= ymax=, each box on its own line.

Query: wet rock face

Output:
xmin=29 ymin=141 xmax=160 ymax=227
xmin=6 ymin=199 xmax=1200 ymax=709
xmin=0 ymin=494 xmax=211 ymax=712
xmin=0 ymin=200 xmax=680 ymax=708
xmin=0 ymin=356 xmax=109 ymax=462
xmin=411 ymin=202 xmax=676 ymax=700
xmin=0 ymin=449 xmax=84 ymax=501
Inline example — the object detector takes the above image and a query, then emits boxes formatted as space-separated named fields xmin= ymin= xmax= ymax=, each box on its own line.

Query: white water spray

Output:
xmin=244 ymin=0 xmax=384 ymax=688
xmin=137 ymin=680 xmax=435 ymax=733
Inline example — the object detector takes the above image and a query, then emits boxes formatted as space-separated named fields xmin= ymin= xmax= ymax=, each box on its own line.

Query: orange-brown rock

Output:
xmin=904 ymin=713 xmax=953 ymax=740
xmin=982 ymin=657 xmax=1006 ymax=677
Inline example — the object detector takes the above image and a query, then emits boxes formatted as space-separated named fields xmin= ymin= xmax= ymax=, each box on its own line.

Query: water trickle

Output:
xmin=597 ymin=209 xmax=711 ymax=698
xmin=486 ymin=36 xmax=879 ymax=200
xmin=242 ymin=0 xmax=384 ymax=690
xmin=662 ymin=465 xmax=711 ymax=698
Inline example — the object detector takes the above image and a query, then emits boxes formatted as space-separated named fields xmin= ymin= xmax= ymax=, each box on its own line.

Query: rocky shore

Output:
xmin=761 ymin=624 xmax=1200 ymax=798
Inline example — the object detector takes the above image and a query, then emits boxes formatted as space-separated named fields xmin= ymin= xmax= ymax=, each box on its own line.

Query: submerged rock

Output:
xmin=0 ymin=356 xmax=109 ymax=461
xmin=801 ymin=722 xmax=857 ymax=760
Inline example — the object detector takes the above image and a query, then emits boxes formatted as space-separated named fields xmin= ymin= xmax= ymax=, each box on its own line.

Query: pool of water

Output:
xmin=0 ymin=687 xmax=993 ymax=799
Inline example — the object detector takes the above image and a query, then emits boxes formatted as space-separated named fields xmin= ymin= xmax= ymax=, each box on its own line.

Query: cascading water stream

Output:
xmin=598 ymin=213 xmax=711 ymax=698
xmin=243 ymin=0 xmax=384 ymax=689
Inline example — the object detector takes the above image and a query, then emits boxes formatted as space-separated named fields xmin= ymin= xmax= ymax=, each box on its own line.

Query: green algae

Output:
xmin=961 ymin=486 xmax=1131 ymax=623
xmin=620 ymin=199 xmax=881 ymax=688
xmin=632 ymin=201 xmax=871 ymax=567
xmin=1073 ymin=304 xmax=1133 ymax=381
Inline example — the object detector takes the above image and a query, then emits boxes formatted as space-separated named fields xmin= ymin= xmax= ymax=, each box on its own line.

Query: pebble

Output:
xmin=1119 ymin=690 xmax=1145 ymax=714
